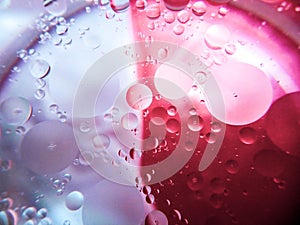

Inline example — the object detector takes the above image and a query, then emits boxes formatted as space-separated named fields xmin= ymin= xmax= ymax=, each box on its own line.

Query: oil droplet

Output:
xmin=65 ymin=191 xmax=84 ymax=211
xmin=22 ymin=207 xmax=37 ymax=219
xmin=192 ymin=1 xmax=207 ymax=16
xmin=166 ymin=118 xmax=180 ymax=133
xmin=35 ymin=78 xmax=46 ymax=89
xmin=187 ymin=171 xmax=203 ymax=191
xmin=210 ymin=177 xmax=225 ymax=194
xmin=204 ymin=24 xmax=231 ymax=49
xmin=253 ymin=149 xmax=285 ymax=177
xmin=158 ymin=47 xmax=168 ymax=59
xmin=29 ymin=59 xmax=50 ymax=78
xmin=194 ymin=71 xmax=208 ymax=85
xmin=163 ymin=11 xmax=175 ymax=23
xmin=0 ymin=97 xmax=32 ymax=125
xmin=187 ymin=115 xmax=203 ymax=132
xmin=56 ymin=24 xmax=68 ymax=35
xmin=145 ymin=210 xmax=168 ymax=225
xmin=34 ymin=89 xmax=46 ymax=100
xmin=121 ymin=112 xmax=139 ymax=130
xmin=239 ymin=127 xmax=257 ymax=144
xmin=167 ymin=105 xmax=177 ymax=116
xmin=110 ymin=0 xmax=130 ymax=13
xmin=225 ymin=43 xmax=236 ymax=55
xmin=205 ymin=132 xmax=216 ymax=143
xmin=146 ymin=4 xmax=161 ymax=19
xmin=92 ymin=134 xmax=110 ymax=150
xmin=126 ymin=83 xmax=153 ymax=110
xmin=145 ymin=194 xmax=155 ymax=204
xmin=173 ymin=24 xmax=185 ymax=35
xmin=20 ymin=121 xmax=78 ymax=174
xmin=211 ymin=122 xmax=222 ymax=132
xmin=225 ymin=159 xmax=239 ymax=174
xmin=105 ymin=10 xmax=115 ymax=19
xmin=44 ymin=0 xmax=67 ymax=17
xmin=136 ymin=0 xmax=146 ymax=9
xmin=163 ymin=0 xmax=189 ymax=11
xmin=218 ymin=6 xmax=229 ymax=16
xmin=177 ymin=10 xmax=190 ymax=23
xmin=36 ymin=208 xmax=47 ymax=219
xmin=209 ymin=194 xmax=223 ymax=209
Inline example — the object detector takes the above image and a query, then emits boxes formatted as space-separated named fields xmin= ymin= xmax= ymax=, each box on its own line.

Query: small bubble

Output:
xmin=29 ymin=59 xmax=50 ymax=78
xmin=225 ymin=159 xmax=239 ymax=174
xmin=166 ymin=118 xmax=180 ymax=133
xmin=164 ymin=11 xmax=175 ymax=23
xmin=56 ymin=24 xmax=68 ymax=35
xmin=194 ymin=71 xmax=207 ymax=84
xmin=105 ymin=10 xmax=115 ymax=19
xmin=158 ymin=47 xmax=168 ymax=59
xmin=167 ymin=105 xmax=177 ymax=116
xmin=218 ymin=6 xmax=229 ymax=16
xmin=145 ymin=210 xmax=168 ymax=225
xmin=65 ymin=191 xmax=84 ymax=211
xmin=145 ymin=194 xmax=155 ymax=204
xmin=22 ymin=207 xmax=37 ymax=219
xmin=211 ymin=122 xmax=222 ymax=132
xmin=187 ymin=172 xmax=203 ymax=191
xmin=63 ymin=220 xmax=71 ymax=225
xmin=36 ymin=208 xmax=48 ymax=219
xmin=209 ymin=194 xmax=223 ymax=209
xmin=205 ymin=132 xmax=216 ymax=143
xmin=239 ymin=127 xmax=257 ymax=144
xmin=59 ymin=114 xmax=67 ymax=123
xmin=177 ymin=10 xmax=190 ymax=23
xmin=225 ymin=43 xmax=237 ymax=55
xmin=136 ymin=0 xmax=146 ymax=9
xmin=121 ymin=112 xmax=139 ymax=130
xmin=192 ymin=1 xmax=207 ymax=16
xmin=173 ymin=24 xmax=185 ymax=35
xmin=35 ymin=78 xmax=46 ymax=89
xmin=92 ymin=134 xmax=110 ymax=150
xmin=34 ymin=89 xmax=46 ymax=100
xmin=49 ymin=104 xmax=59 ymax=113
xmin=187 ymin=115 xmax=203 ymax=132
xmin=110 ymin=0 xmax=130 ymax=13
xmin=146 ymin=4 xmax=161 ymax=19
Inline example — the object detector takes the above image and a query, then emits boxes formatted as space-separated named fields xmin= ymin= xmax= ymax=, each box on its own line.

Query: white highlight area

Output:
xmin=207 ymin=62 xmax=273 ymax=125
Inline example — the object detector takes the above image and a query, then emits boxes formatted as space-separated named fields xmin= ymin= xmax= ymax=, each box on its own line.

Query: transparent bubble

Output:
xmin=44 ymin=0 xmax=67 ymax=17
xmin=209 ymin=194 xmax=223 ymax=209
xmin=225 ymin=159 xmax=239 ymax=174
xmin=225 ymin=43 xmax=237 ymax=55
xmin=22 ymin=207 xmax=37 ymax=219
xmin=145 ymin=194 xmax=155 ymax=204
xmin=0 ymin=97 xmax=32 ymax=125
xmin=167 ymin=105 xmax=177 ymax=116
xmin=177 ymin=10 xmax=190 ymax=23
xmin=65 ymin=191 xmax=84 ymax=211
xmin=239 ymin=127 xmax=257 ymax=144
xmin=34 ymin=89 xmax=46 ymax=100
xmin=194 ymin=71 xmax=208 ymax=85
xmin=121 ymin=112 xmax=139 ymax=130
xmin=192 ymin=1 xmax=207 ymax=16
xmin=187 ymin=115 xmax=203 ymax=132
xmin=166 ymin=118 xmax=180 ymax=133
xmin=173 ymin=24 xmax=185 ymax=35
xmin=110 ymin=0 xmax=130 ymax=13
xmin=20 ymin=121 xmax=78 ymax=174
xmin=164 ymin=11 xmax=175 ymax=23
xmin=253 ymin=149 xmax=285 ymax=177
xmin=163 ymin=0 xmax=189 ymax=11
xmin=92 ymin=134 xmax=110 ymax=150
xmin=145 ymin=210 xmax=168 ymax=225
xmin=135 ymin=0 xmax=146 ymax=9
xmin=145 ymin=4 xmax=161 ymax=19
xmin=211 ymin=122 xmax=222 ymax=133
xmin=29 ymin=59 xmax=50 ymax=78
xmin=38 ymin=217 xmax=53 ymax=225
xmin=187 ymin=171 xmax=203 ymax=191
xmin=126 ymin=83 xmax=153 ymax=110
xmin=158 ymin=47 xmax=169 ymax=59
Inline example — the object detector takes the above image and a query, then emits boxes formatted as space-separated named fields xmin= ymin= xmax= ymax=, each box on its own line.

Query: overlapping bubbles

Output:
xmin=72 ymin=41 xmax=226 ymax=186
